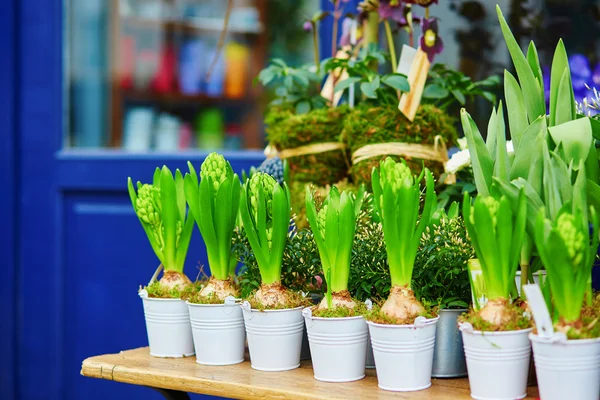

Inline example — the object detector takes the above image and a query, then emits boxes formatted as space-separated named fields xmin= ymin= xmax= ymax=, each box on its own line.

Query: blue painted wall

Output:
xmin=3 ymin=1 xmax=266 ymax=400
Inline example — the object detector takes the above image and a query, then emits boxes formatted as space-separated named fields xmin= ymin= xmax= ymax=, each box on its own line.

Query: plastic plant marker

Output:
xmin=321 ymin=48 xmax=350 ymax=106
xmin=522 ymin=284 xmax=554 ymax=339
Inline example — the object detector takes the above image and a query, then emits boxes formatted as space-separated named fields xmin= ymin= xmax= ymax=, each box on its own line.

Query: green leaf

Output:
xmin=451 ymin=89 xmax=466 ymax=105
xmin=549 ymin=40 xmax=575 ymax=127
xmin=160 ymin=166 xmax=178 ymax=272
xmin=554 ymin=68 xmax=575 ymax=126
xmin=526 ymin=41 xmax=544 ymax=93
xmin=496 ymin=5 xmax=545 ymax=122
xmin=461 ymin=109 xmax=494 ymax=196
xmin=510 ymin=115 xmax=546 ymax=180
xmin=494 ymin=102 xmax=510 ymax=183
xmin=486 ymin=106 xmax=498 ymax=160
xmin=334 ymin=77 xmax=361 ymax=93
xmin=268 ymin=185 xmax=290 ymax=284
xmin=360 ymin=77 xmax=380 ymax=99
xmin=295 ymin=100 xmax=311 ymax=115
xmin=423 ymin=84 xmax=450 ymax=99
xmin=381 ymin=74 xmax=410 ymax=92
xmin=548 ymin=118 xmax=593 ymax=168
xmin=504 ymin=70 xmax=528 ymax=149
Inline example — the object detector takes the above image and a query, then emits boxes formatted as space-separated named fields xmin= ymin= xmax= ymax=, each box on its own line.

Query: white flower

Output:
xmin=445 ymin=149 xmax=471 ymax=174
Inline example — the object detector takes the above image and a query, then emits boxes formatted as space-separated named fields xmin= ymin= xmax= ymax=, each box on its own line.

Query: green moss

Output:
xmin=311 ymin=301 xmax=369 ymax=318
xmin=364 ymin=302 xmax=438 ymax=325
xmin=244 ymin=290 xmax=312 ymax=311
xmin=458 ymin=306 xmax=533 ymax=332
xmin=182 ymin=283 xmax=239 ymax=305
xmin=265 ymin=106 xmax=351 ymax=186
xmin=143 ymin=281 xmax=184 ymax=299
xmin=343 ymin=104 xmax=458 ymax=187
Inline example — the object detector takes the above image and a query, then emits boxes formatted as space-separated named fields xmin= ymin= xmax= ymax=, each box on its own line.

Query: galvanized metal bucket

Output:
xmin=431 ymin=309 xmax=467 ymax=378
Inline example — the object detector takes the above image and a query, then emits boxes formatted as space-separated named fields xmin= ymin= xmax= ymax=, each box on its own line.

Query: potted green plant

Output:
xmin=128 ymin=166 xmax=195 ymax=358
xmin=529 ymin=161 xmax=600 ymax=400
xmin=412 ymin=205 xmax=474 ymax=378
xmin=365 ymin=157 xmax=439 ymax=392
xmin=460 ymin=189 xmax=533 ymax=400
xmin=182 ymin=153 xmax=245 ymax=366
xmin=302 ymin=184 xmax=368 ymax=382
xmin=238 ymin=172 xmax=309 ymax=371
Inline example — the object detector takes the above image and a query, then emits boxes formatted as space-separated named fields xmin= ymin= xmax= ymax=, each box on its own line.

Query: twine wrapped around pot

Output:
xmin=279 ymin=142 xmax=347 ymax=160
xmin=351 ymin=135 xmax=456 ymax=184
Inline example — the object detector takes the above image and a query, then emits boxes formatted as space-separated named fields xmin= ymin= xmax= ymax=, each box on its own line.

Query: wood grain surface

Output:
xmin=81 ymin=347 xmax=540 ymax=399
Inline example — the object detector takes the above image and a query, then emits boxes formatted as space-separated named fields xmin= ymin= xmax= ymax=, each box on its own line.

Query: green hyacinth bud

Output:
xmin=248 ymin=172 xmax=277 ymax=222
xmin=317 ymin=204 xmax=328 ymax=241
xmin=201 ymin=152 xmax=229 ymax=193
xmin=556 ymin=212 xmax=586 ymax=268
xmin=380 ymin=157 xmax=413 ymax=194
xmin=136 ymin=184 xmax=161 ymax=227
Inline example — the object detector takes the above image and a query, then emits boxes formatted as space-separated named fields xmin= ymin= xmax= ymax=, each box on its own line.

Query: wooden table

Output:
xmin=81 ymin=347 xmax=540 ymax=399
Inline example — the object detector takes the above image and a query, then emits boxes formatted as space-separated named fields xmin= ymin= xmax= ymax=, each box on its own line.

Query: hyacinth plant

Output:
xmin=462 ymin=190 xmax=529 ymax=329
xmin=239 ymin=172 xmax=293 ymax=308
xmin=184 ymin=153 xmax=241 ymax=300
xmin=535 ymin=201 xmax=598 ymax=338
xmin=305 ymin=184 xmax=365 ymax=311
xmin=459 ymin=5 xmax=596 ymax=294
xmin=128 ymin=166 xmax=195 ymax=293
xmin=371 ymin=157 xmax=435 ymax=322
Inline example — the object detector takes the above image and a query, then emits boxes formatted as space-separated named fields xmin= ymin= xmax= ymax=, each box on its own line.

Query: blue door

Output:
xmin=5 ymin=0 xmax=265 ymax=399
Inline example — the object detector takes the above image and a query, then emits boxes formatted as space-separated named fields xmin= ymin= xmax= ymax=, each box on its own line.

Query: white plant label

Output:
xmin=396 ymin=44 xmax=417 ymax=76
xmin=522 ymin=284 xmax=554 ymax=338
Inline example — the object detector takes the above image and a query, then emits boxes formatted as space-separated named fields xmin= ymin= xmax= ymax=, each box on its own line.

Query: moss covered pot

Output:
xmin=266 ymin=106 xmax=351 ymax=186
xmin=343 ymin=104 xmax=457 ymax=187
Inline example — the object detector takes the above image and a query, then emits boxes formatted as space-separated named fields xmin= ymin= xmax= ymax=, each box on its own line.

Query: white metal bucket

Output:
xmin=241 ymin=302 xmax=304 ymax=371
xmin=365 ymin=335 xmax=375 ymax=369
xmin=530 ymin=333 xmax=600 ymax=400
xmin=140 ymin=293 xmax=194 ymax=358
xmin=460 ymin=323 xmax=532 ymax=400
xmin=186 ymin=297 xmax=245 ymax=365
xmin=303 ymin=308 xmax=368 ymax=382
xmin=367 ymin=317 xmax=439 ymax=391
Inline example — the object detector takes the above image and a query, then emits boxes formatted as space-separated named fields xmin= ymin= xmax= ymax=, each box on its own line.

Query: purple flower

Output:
xmin=378 ymin=1 xmax=406 ymax=24
xmin=420 ymin=18 xmax=443 ymax=62
xmin=303 ymin=20 xmax=313 ymax=32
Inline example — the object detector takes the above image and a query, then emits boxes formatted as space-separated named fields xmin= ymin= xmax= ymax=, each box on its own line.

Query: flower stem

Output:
xmin=331 ymin=0 xmax=340 ymax=58
xmin=384 ymin=20 xmax=397 ymax=72
xmin=425 ymin=7 xmax=430 ymax=19
xmin=313 ymin=22 xmax=320 ymax=75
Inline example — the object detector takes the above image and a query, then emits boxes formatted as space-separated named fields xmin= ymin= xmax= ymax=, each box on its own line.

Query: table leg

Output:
xmin=151 ymin=387 xmax=191 ymax=400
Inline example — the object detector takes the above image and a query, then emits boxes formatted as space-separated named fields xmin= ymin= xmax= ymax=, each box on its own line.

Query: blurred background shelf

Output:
xmin=121 ymin=16 xmax=263 ymax=35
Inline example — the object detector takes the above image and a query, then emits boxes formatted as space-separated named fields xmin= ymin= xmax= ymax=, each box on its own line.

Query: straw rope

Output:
xmin=278 ymin=142 xmax=347 ymax=159
xmin=351 ymin=135 xmax=456 ymax=184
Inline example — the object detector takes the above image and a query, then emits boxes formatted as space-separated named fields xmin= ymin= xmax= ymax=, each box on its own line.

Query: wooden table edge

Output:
xmin=80 ymin=347 xmax=540 ymax=400
xmin=81 ymin=348 xmax=327 ymax=400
